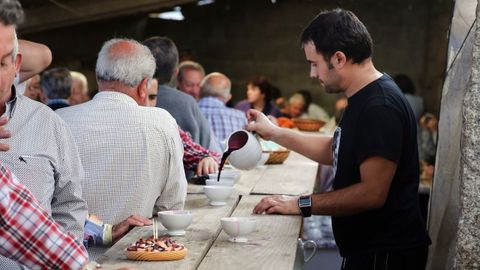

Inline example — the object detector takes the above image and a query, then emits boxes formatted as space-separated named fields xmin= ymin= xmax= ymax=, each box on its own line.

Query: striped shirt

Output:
xmin=0 ymin=163 xmax=88 ymax=270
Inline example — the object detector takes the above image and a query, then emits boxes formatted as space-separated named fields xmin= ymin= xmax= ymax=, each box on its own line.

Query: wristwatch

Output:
xmin=298 ymin=195 xmax=312 ymax=217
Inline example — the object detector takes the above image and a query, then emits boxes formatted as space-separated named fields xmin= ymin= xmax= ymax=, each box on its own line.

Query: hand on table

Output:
xmin=245 ymin=109 xmax=281 ymax=141
xmin=252 ymin=195 xmax=301 ymax=215
xmin=112 ymin=215 xmax=152 ymax=243
xmin=0 ymin=117 xmax=11 ymax=151
xmin=196 ymin=156 xmax=218 ymax=176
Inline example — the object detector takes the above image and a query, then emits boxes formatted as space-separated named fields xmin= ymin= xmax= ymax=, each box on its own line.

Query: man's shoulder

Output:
xmin=56 ymin=101 xmax=93 ymax=120
xmin=157 ymin=85 xmax=198 ymax=107
xmin=18 ymin=96 xmax=67 ymax=125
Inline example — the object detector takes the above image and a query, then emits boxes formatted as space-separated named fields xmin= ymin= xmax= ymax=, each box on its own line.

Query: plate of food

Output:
xmin=125 ymin=236 xmax=187 ymax=261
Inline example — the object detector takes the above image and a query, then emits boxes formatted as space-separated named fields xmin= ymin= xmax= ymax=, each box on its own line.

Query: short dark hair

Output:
xmin=142 ymin=36 xmax=179 ymax=85
xmin=41 ymin=67 xmax=72 ymax=99
xmin=394 ymin=74 xmax=416 ymax=95
xmin=0 ymin=0 xmax=24 ymax=26
xmin=246 ymin=75 xmax=274 ymax=114
xmin=300 ymin=8 xmax=373 ymax=64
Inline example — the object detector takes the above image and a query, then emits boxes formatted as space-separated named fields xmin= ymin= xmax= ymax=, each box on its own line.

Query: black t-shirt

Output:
xmin=331 ymin=74 xmax=431 ymax=256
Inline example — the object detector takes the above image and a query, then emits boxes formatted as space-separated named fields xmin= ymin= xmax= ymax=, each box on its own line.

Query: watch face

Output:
xmin=299 ymin=196 xmax=311 ymax=207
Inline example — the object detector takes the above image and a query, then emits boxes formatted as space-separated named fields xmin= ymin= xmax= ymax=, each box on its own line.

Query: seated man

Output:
xmin=41 ymin=67 xmax=72 ymax=110
xmin=142 ymin=37 xmax=221 ymax=154
xmin=176 ymin=60 xmax=205 ymax=101
xmin=147 ymin=78 xmax=219 ymax=176
xmin=198 ymin=72 xmax=247 ymax=143
xmin=0 ymin=4 xmax=87 ymax=243
xmin=57 ymin=38 xmax=187 ymax=226
xmin=69 ymin=71 xmax=91 ymax=105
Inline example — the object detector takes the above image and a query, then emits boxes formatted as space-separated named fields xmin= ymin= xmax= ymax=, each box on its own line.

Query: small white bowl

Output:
xmin=208 ymin=171 xmax=241 ymax=182
xmin=157 ymin=210 xmax=192 ymax=236
xmin=221 ymin=217 xmax=257 ymax=242
xmin=205 ymin=179 xmax=235 ymax=187
xmin=203 ymin=186 xmax=234 ymax=206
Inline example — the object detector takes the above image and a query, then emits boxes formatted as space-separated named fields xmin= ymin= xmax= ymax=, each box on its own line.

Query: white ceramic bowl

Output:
xmin=203 ymin=186 xmax=234 ymax=206
xmin=157 ymin=210 xmax=192 ymax=236
xmin=221 ymin=217 xmax=257 ymax=242
xmin=208 ymin=170 xmax=241 ymax=182
xmin=205 ymin=179 xmax=235 ymax=187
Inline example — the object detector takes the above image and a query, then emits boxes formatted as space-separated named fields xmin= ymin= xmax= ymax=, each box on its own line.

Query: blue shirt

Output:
xmin=198 ymin=97 xmax=247 ymax=144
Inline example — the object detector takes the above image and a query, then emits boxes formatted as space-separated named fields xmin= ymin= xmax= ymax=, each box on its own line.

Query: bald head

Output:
xmin=96 ymin=38 xmax=155 ymax=88
xmin=200 ymin=72 xmax=231 ymax=102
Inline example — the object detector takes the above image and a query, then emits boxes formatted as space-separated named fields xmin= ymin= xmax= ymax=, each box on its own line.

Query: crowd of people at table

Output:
xmin=0 ymin=0 xmax=438 ymax=269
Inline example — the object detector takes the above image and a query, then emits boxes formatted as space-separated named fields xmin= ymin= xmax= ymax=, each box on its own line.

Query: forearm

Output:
xmin=311 ymin=182 xmax=384 ymax=216
xmin=18 ymin=40 xmax=52 ymax=83
xmin=271 ymin=127 xmax=333 ymax=165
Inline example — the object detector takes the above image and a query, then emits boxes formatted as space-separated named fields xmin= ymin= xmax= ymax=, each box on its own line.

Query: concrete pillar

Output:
xmin=454 ymin=1 xmax=480 ymax=268
xmin=427 ymin=0 xmax=479 ymax=269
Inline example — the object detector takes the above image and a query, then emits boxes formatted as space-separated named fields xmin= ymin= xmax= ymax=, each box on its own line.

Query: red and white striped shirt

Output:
xmin=0 ymin=163 xmax=88 ymax=270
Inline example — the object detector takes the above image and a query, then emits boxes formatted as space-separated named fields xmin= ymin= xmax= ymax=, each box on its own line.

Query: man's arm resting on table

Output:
xmin=253 ymin=156 xmax=396 ymax=215
xmin=310 ymin=156 xmax=396 ymax=216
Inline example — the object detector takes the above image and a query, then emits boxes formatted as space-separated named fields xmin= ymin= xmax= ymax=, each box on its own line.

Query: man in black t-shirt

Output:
xmin=247 ymin=8 xmax=430 ymax=270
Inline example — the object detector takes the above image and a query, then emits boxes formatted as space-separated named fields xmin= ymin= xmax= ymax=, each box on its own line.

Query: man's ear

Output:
xmin=137 ymin=78 xmax=149 ymax=105
xmin=14 ymin=53 xmax=22 ymax=74
xmin=332 ymin=51 xmax=347 ymax=69
xmin=225 ymin=94 xmax=232 ymax=103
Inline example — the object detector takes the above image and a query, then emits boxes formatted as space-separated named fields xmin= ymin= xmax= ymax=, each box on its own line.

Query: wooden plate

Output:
xmin=124 ymin=248 xmax=188 ymax=261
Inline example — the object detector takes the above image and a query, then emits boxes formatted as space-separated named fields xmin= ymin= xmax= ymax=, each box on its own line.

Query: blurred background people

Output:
xmin=22 ymin=74 xmax=45 ymax=102
xmin=176 ymin=60 xmax=205 ymax=101
xmin=235 ymin=75 xmax=281 ymax=117
xmin=296 ymin=89 xmax=330 ymax=122
xmin=419 ymin=113 xmax=438 ymax=164
xmin=41 ymin=67 xmax=72 ymax=110
xmin=142 ymin=36 xmax=221 ymax=160
xmin=394 ymin=74 xmax=424 ymax=122
xmin=69 ymin=70 xmax=90 ymax=105
xmin=198 ymin=72 xmax=247 ymax=144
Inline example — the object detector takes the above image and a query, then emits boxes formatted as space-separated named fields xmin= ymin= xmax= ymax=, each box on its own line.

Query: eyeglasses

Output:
xmin=148 ymin=94 xmax=157 ymax=100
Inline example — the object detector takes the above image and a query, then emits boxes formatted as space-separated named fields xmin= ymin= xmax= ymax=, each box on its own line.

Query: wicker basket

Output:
xmin=293 ymin=118 xmax=326 ymax=131
xmin=265 ymin=150 xmax=290 ymax=164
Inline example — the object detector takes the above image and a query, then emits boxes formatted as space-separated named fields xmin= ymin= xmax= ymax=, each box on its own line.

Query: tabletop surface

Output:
xmin=97 ymin=150 xmax=317 ymax=270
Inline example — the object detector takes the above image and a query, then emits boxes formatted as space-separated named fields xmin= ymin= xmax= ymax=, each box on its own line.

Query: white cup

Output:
xmin=226 ymin=130 xmax=262 ymax=170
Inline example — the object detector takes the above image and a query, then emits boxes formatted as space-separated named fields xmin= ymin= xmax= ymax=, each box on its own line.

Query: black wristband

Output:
xmin=298 ymin=195 xmax=312 ymax=217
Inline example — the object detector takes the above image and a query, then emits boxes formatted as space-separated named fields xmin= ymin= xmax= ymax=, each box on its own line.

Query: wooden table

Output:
xmin=188 ymin=151 xmax=317 ymax=196
xmin=96 ymin=194 xmax=240 ymax=269
xmin=251 ymin=151 xmax=317 ymax=196
xmin=98 ymin=150 xmax=317 ymax=270
xmin=197 ymin=195 xmax=302 ymax=270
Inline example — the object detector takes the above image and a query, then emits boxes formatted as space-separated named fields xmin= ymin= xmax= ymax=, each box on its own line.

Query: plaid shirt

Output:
xmin=0 ymin=164 xmax=88 ymax=270
xmin=180 ymin=128 xmax=220 ymax=171
xmin=199 ymin=97 xmax=248 ymax=143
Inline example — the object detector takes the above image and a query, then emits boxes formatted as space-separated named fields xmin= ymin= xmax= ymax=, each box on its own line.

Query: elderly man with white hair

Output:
xmin=198 ymin=72 xmax=247 ymax=143
xmin=57 ymin=38 xmax=187 ymax=228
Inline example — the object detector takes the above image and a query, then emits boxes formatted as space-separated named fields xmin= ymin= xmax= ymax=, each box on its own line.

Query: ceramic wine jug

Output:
xmin=225 ymin=130 xmax=262 ymax=170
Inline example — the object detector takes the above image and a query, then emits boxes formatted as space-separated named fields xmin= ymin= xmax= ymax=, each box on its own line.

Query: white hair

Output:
xmin=200 ymin=72 xmax=231 ymax=100
xmin=12 ymin=31 xmax=18 ymax=61
xmin=70 ymin=71 xmax=88 ymax=92
xmin=95 ymin=38 xmax=155 ymax=88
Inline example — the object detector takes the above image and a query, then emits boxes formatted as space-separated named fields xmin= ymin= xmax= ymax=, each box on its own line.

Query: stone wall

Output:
xmin=23 ymin=0 xmax=451 ymax=115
